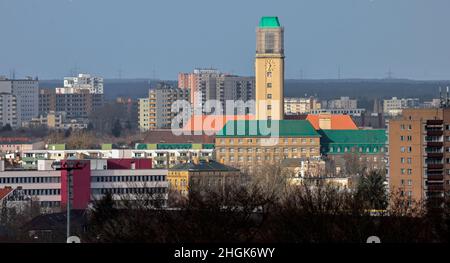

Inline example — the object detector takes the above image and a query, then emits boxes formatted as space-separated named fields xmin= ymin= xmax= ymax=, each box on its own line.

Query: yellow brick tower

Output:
xmin=255 ymin=16 xmax=284 ymax=120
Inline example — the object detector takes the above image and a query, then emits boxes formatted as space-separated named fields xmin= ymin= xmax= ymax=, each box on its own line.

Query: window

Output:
xmin=407 ymin=169 xmax=412 ymax=175
xmin=265 ymin=32 xmax=275 ymax=53
xmin=267 ymin=105 xmax=272 ymax=110
xmin=266 ymin=83 xmax=272 ymax=88
xmin=407 ymin=136 xmax=412 ymax=141
xmin=401 ymin=168 xmax=405 ymax=174
xmin=400 ymin=136 xmax=404 ymax=141
xmin=267 ymin=94 xmax=272 ymax=99
xmin=401 ymin=157 xmax=405 ymax=163
xmin=266 ymin=72 xmax=272 ymax=78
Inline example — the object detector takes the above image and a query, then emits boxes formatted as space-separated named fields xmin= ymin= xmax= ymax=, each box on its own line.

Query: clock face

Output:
xmin=266 ymin=59 xmax=274 ymax=71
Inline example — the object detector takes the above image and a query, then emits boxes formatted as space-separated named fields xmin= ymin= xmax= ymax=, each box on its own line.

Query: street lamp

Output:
xmin=51 ymin=160 xmax=86 ymax=242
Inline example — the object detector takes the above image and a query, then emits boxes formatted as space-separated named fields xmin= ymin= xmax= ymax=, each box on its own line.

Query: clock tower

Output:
xmin=255 ymin=16 xmax=284 ymax=120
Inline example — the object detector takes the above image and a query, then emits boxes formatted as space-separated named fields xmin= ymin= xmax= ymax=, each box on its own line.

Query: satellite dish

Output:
xmin=67 ymin=236 xmax=81 ymax=243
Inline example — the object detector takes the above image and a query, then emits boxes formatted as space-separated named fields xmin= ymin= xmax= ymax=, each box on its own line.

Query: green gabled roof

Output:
xmin=170 ymin=160 xmax=239 ymax=172
xmin=216 ymin=120 xmax=320 ymax=138
xmin=157 ymin=143 xmax=192 ymax=150
xmin=319 ymin=129 xmax=387 ymax=145
xmin=259 ymin=16 xmax=281 ymax=28
xmin=203 ymin=143 xmax=215 ymax=149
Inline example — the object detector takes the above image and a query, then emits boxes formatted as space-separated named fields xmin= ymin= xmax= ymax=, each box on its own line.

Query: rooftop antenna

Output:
xmin=9 ymin=69 xmax=16 ymax=79
xmin=118 ymin=67 xmax=123 ymax=80
xmin=386 ymin=68 xmax=393 ymax=79
xmin=445 ymin=86 xmax=450 ymax=108
xmin=338 ymin=65 xmax=342 ymax=80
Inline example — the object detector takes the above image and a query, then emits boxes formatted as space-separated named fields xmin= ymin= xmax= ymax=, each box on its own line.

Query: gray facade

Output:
xmin=0 ymin=77 xmax=39 ymax=126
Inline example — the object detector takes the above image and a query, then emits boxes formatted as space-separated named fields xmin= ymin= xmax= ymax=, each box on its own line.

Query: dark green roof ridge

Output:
xmin=216 ymin=120 xmax=320 ymax=138
xmin=170 ymin=160 xmax=239 ymax=172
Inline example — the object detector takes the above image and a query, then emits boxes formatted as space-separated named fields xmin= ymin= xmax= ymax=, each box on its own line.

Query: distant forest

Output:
xmin=40 ymin=78 xmax=450 ymax=111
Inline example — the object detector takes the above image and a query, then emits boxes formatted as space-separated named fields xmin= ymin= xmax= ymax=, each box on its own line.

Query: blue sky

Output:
xmin=0 ymin=0 xmax=449 ymax=80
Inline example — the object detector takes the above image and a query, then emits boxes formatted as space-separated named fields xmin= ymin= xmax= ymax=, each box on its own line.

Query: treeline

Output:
xmin=83 ymin=167 xmax=449 ymax=243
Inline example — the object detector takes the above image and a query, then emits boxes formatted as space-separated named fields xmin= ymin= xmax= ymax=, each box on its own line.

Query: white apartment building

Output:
xmin=0 ymin=76 xmax=39 ymax=125
xmin=309 ymin=108 xmax=365 ymax=116
xmin=284 ymin=97 xmax=321 ymax=115
xmin=0 ymin=93 xmax=19 ymax=128
xmin=324 ymin=96 xmax=357 ymax=109
xmin=383 ymin=97 xmax=420 ymax=116
xmin=21 ymin=146 xmax=214 ymax=170
xmin=64 ymin=73 xmax=104 ymax=94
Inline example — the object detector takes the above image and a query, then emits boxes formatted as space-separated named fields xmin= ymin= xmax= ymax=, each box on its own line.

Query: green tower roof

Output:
xmin=259 ymin=16 xmax=281 ymax=28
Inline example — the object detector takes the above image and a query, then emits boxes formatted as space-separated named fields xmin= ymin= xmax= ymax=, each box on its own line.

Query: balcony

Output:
xmin=426 ymin=120 xmax=443 ymax=125
xmin=427 ymin=163 xmax=444 ymax=170
xmin=427 ymin=142 xmax=443 ymax=147
xmin=427 ymin=184 xmax=444 ymax=191
xmin=427 ymin=152 xmax=444 ymax=158
xmin=427 ymin=174 xmax=444 ymax=181
xmin=427 ymin=130 xmax=443 ymax=136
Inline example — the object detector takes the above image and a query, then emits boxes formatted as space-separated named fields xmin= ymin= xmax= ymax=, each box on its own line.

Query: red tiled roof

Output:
xmin=306 ymin=114 xmax=358 ymax=130
xmin=0 ymin=187 xmax=13 ymax=201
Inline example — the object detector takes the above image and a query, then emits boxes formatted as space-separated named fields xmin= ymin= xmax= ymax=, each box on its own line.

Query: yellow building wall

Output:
xmin=255 ymin=56 xmax=284 ymax=120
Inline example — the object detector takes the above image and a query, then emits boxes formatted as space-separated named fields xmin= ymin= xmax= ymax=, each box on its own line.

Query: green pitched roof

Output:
xmin=170 ymin=160 xmax=239 ymax=172
xmin=216 ymin=120 xmax=320 ymax=137
xmin=259 ymin=16 xmax=281 ymax=28
xmin=319 ymin=129 xmax=387 ymax=145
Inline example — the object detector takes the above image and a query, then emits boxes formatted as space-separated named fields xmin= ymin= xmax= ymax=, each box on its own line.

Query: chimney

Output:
xmin=318 ymin=114 xmax=332 ymax=129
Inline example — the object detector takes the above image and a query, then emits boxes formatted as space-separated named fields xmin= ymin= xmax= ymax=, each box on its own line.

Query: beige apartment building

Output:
xmin=388 ymin=108 xmax=450 ymax=208
xmin=138 ymin=83 xmax=189 ymax=131
xmin=284 ymin=97 xmax=321 ymax=115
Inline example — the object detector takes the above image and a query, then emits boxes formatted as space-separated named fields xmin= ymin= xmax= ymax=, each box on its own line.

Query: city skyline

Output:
xmin=1 ymin=0 xmax=450 ymax=80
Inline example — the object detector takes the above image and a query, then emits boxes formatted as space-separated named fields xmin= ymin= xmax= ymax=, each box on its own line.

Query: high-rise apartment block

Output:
xmin=216 ymin=75 xmax=254 ymax=114
xmin=64 ymin=73 xmax=104 ymax=94
xmin=178 ymin=69 xmax=254 ymax=114
xmin=383 ymin=97 xmax=420 ymax=116
xmin=388 ymin=107 xmax=450 ymax=208
xmin=0 ymin=93 xmax=19 ymax=128
xmin=38 ymin=87 xmax=104 ymax=119
xmin=0 ymin=76 xmax=39 ymax=125
xmin=324 ymin=96 xmax=358 ymax=110
xmin=138 ymin=83 xmax=190 ymax=131
xmin=255 ymin=17 xmax=285 ymax=120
